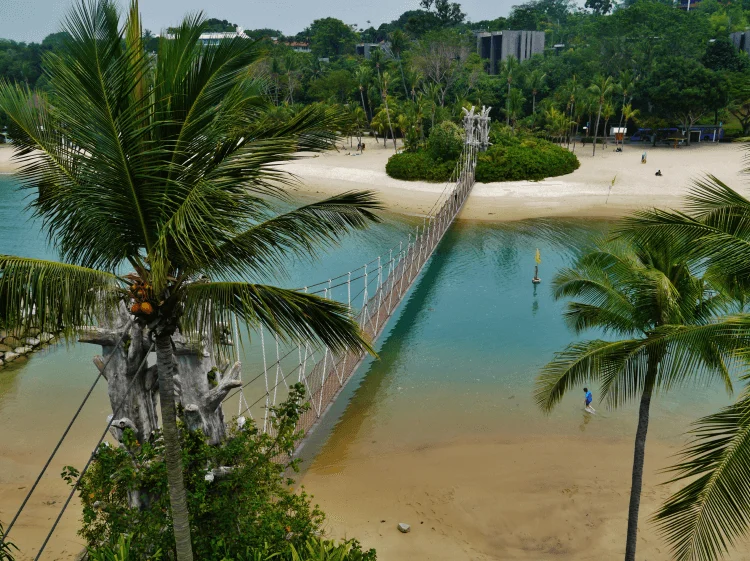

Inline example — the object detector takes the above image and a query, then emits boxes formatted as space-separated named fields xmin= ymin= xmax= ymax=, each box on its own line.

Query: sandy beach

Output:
xmin=4 ymin=142 xmax=747 ymax=222
xmin=280 ymin=141 xmax=748 ymax=222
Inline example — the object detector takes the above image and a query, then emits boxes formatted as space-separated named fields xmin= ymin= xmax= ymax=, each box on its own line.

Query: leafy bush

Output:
xmin=426 ymin=121 xmax=463 ymax=162
xmin=385 ymin=152 xmax=455 ymax=182
xmin=474 ymin=135 xmax=579 ymax=182
xmin=0 ymin=521 xmax=18 ymax=561
xmin=88 ymin=535 xmax=375 ymax=561
xmin=63 ymin=385 xmax=335 ymax=561
xmin=387 ymin=131 xmax=579 ymax=183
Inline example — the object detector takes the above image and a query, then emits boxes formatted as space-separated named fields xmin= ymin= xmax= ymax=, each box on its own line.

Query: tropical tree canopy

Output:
xmin=0 ymin=1 xmax=381 ymax=558
xmin=622 ymin=177 xmax=750 ymax=561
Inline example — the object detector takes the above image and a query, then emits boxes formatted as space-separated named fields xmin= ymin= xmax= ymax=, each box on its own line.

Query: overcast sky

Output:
xmin=0 ymin=0 xmax=517 ymax=43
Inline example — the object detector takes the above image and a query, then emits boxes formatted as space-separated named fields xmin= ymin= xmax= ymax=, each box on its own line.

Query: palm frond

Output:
xmin=202 ymin=191 xmax=383 ymax=280
xmin=0 ymin=256 xmax=122 ymax=337
xmin=655 ymin=392 xmax=750 ymax=561
xmin=182 ymin=282 xmax=374 ymax=356
xmin=534 ymin=338 xmax=645 ymax=413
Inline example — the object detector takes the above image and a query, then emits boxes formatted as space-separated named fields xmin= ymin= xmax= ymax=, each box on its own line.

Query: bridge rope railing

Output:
xmin=227 ymin=106 xmax=491 ymax=444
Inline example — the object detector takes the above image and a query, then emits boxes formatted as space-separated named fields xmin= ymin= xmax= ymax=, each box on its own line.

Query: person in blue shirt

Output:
xmin=583 ymin=387 xmax=595 ymax=413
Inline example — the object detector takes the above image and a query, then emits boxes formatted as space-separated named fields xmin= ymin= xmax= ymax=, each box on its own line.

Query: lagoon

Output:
xmin=0 ymin=174 xmax=737 ymax=559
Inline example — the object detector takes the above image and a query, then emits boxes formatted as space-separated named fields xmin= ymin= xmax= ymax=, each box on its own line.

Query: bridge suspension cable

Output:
xmin=227 ymin=106 xmax=491 ymax=446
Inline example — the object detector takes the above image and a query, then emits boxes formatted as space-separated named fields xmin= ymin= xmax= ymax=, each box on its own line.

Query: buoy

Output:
xmin=532 ymin=249 xmax=542 ymax=284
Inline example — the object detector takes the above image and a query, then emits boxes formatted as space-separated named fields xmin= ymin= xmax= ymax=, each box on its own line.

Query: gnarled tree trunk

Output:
xmin=172 ymin=328 xmax=242 ymax=445
xmin=79 ymin=303 xmax=158 ymax=445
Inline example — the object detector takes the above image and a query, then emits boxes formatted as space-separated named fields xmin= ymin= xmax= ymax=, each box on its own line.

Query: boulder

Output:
xmin=40 ymin=332 xmax=55 ymax=343
xmin=4 ymin=352 xmax=18 ymax=362
xmin=0 ymin=344 xmax=11 ymax=353
xmin=14 ymin=346 xmax=32 ymax=355
xmin=3 ymin=337 xmax=22 ymax=348
xmin=0 ymin=359 xmax=4 ymax=367
xmin=27 ymin=328 xmax=41 ymax=337
xmin=397 ymin=523 xmax=411 ymax=534
xmin=25 ymin=337 xmax=41 ymax=347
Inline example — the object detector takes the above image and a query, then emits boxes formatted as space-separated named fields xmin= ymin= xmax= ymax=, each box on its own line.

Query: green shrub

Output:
xmin=475 ymin=136 xmax=579 ymax=182
xmin=385 ymin=152 xmax=455 ymax=182
xmin=0 ymin=521 xmax=18 ymax=561
xmin=63 ymin=384 xmax=332 ymax=561
xmin=87 ymin=535 xmax=375 ymax=561
xmin=387 ymin=129 xmax=579 ymax=183
xmin=426 ymin=121 xmax=463 ymax=162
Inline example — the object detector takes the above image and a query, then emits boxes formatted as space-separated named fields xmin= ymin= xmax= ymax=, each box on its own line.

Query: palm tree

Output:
xmin=376 ymin=67 xmax=397 ymax=152
xmin=388 ymin=30 xmax=410 ymax=99
xmin=500 ymin=55 xmax=520 ymax=127
xmin=589 ymin=74 xmax=614 ymax=156
xmin=621 ymin=104 xmax=640 ymax=149
xmin=617 ymin=70 xmax=636 ymax=139
xmin=622 ymin=178 xmax=750 ymax=561
xmin=545 ymin=106 xmax=573 ymax=145
xmin=0 ymin=2 xmax=380 ymax=559
xmin=535 ymin=233 xmax=739 ymax=561
xmin=560 ymin=75 xmax=581 ymax=148
xmin=602 ymin=100 xmax=615 ymax=146
xmin=355 ymin=65 xmax=372 ymax=120
xmin=504 ymin=88 xmax=525 ymax=130
xmin=526 ymin=69 xmax=547 ymax=127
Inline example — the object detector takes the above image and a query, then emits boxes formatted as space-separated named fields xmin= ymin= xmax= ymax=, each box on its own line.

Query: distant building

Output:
xmin=285 ymin=41 xmax=311 ymax=53
xmin=731 ymin=31 xmax=750 ymax=56
xmin=677 ymin=0 xmax=701 ymax=10
xmin=476 ymin=30 xmax=545 ymax=74
xmin=357 ymin=42 xmax=387 ymax=59
xmin=163 ymin=26 xmax=250 ymax=45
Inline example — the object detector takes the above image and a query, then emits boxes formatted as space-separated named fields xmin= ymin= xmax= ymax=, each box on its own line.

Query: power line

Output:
xmin=1 ymin=322 xmax=134 ymax=544
xmin=33 ymin=343 xmax=154 ymax=561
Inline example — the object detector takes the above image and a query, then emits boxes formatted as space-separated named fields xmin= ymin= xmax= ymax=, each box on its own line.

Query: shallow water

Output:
xmin=0 ymin=175 xmax=737 ymax=557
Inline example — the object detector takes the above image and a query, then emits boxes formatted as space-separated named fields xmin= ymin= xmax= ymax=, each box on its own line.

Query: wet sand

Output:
xmin=302 ymin=433 xmax=687 ymax=561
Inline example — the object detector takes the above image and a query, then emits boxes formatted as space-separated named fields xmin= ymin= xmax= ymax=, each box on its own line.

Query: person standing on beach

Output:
xmin=584 ymin=387 xmax=595 ymax=413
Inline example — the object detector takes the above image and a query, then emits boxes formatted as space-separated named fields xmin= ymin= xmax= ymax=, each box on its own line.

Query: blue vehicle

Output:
xmin=689 ymin=125 xmax=724 ymax=142
xmin=630 ymin=128 xmax=679 ymax=142
xmin=631 ymin=126 xmax=724 ymax=143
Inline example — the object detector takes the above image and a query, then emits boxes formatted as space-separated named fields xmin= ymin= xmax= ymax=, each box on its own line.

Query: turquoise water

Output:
xmin=0 ymin=173 xmax=737 ymax=553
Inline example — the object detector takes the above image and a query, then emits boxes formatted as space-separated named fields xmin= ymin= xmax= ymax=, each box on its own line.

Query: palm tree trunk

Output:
xmin=624 ymin=379 xmax=654 ymax=561
xmin=155 ymin=333 xmax=194 ymax=561
xmin=593 ymin=103 xmax=602 ymax=157
xmin=532 ymin=93 xmax=536 ymax=127
xmin=398 ymin=59 xmax=408 ymax=99
xmin=506 ymin=82 xmax=511 ymax=126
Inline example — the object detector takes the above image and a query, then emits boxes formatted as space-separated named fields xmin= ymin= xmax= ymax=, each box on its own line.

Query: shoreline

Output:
xmin=280 ymin=141 xmax=748 ymax=222
xmin=3 ymin=142 xmax=746 ymax=222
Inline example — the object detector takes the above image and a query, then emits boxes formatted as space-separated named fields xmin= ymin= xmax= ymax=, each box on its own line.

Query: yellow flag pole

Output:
xmin=533 ymin=249 xmax=541 ymax=284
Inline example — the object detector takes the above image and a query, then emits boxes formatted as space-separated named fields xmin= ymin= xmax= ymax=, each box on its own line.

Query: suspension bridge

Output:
xmin=228 ymin=106 xmax=491 ymax=444
xmin=1 ymin=107 xmax=490 ymax=558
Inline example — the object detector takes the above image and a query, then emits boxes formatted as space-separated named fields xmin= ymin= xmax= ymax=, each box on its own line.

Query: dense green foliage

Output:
xmin=63 ymin=385 xmax=375 ymax=560
xmin=475 ymin=134 xmax=579 ymax=182
xmin=387 ymin=127 xmax=579 ymax=182
xmin=426 ymin=121 xmax=464 ymax=161
xmin=385 ymin=151 xmax=456 ymax=181
xmin=89 ymin=534 xmax=376 ymax=561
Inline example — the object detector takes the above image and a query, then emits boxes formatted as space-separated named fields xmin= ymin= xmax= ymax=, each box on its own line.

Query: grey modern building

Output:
xmin=731 ymin=31 xmax=750 ymax=57
xmin=476 ymin=30 xmax=545 ymax=74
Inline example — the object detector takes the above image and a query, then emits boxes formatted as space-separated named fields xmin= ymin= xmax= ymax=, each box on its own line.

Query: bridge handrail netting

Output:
xmin=233 ymin=106 xmax=491 ymax=444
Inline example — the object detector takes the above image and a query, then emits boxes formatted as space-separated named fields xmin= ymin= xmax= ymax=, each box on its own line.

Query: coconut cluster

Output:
xmin=128 ymin=279 xmax=155 ymax=317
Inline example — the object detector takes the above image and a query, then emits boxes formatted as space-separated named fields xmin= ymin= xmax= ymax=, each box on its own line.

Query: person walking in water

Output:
xmin=584 ymin=387 xmax=595 ymax=413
